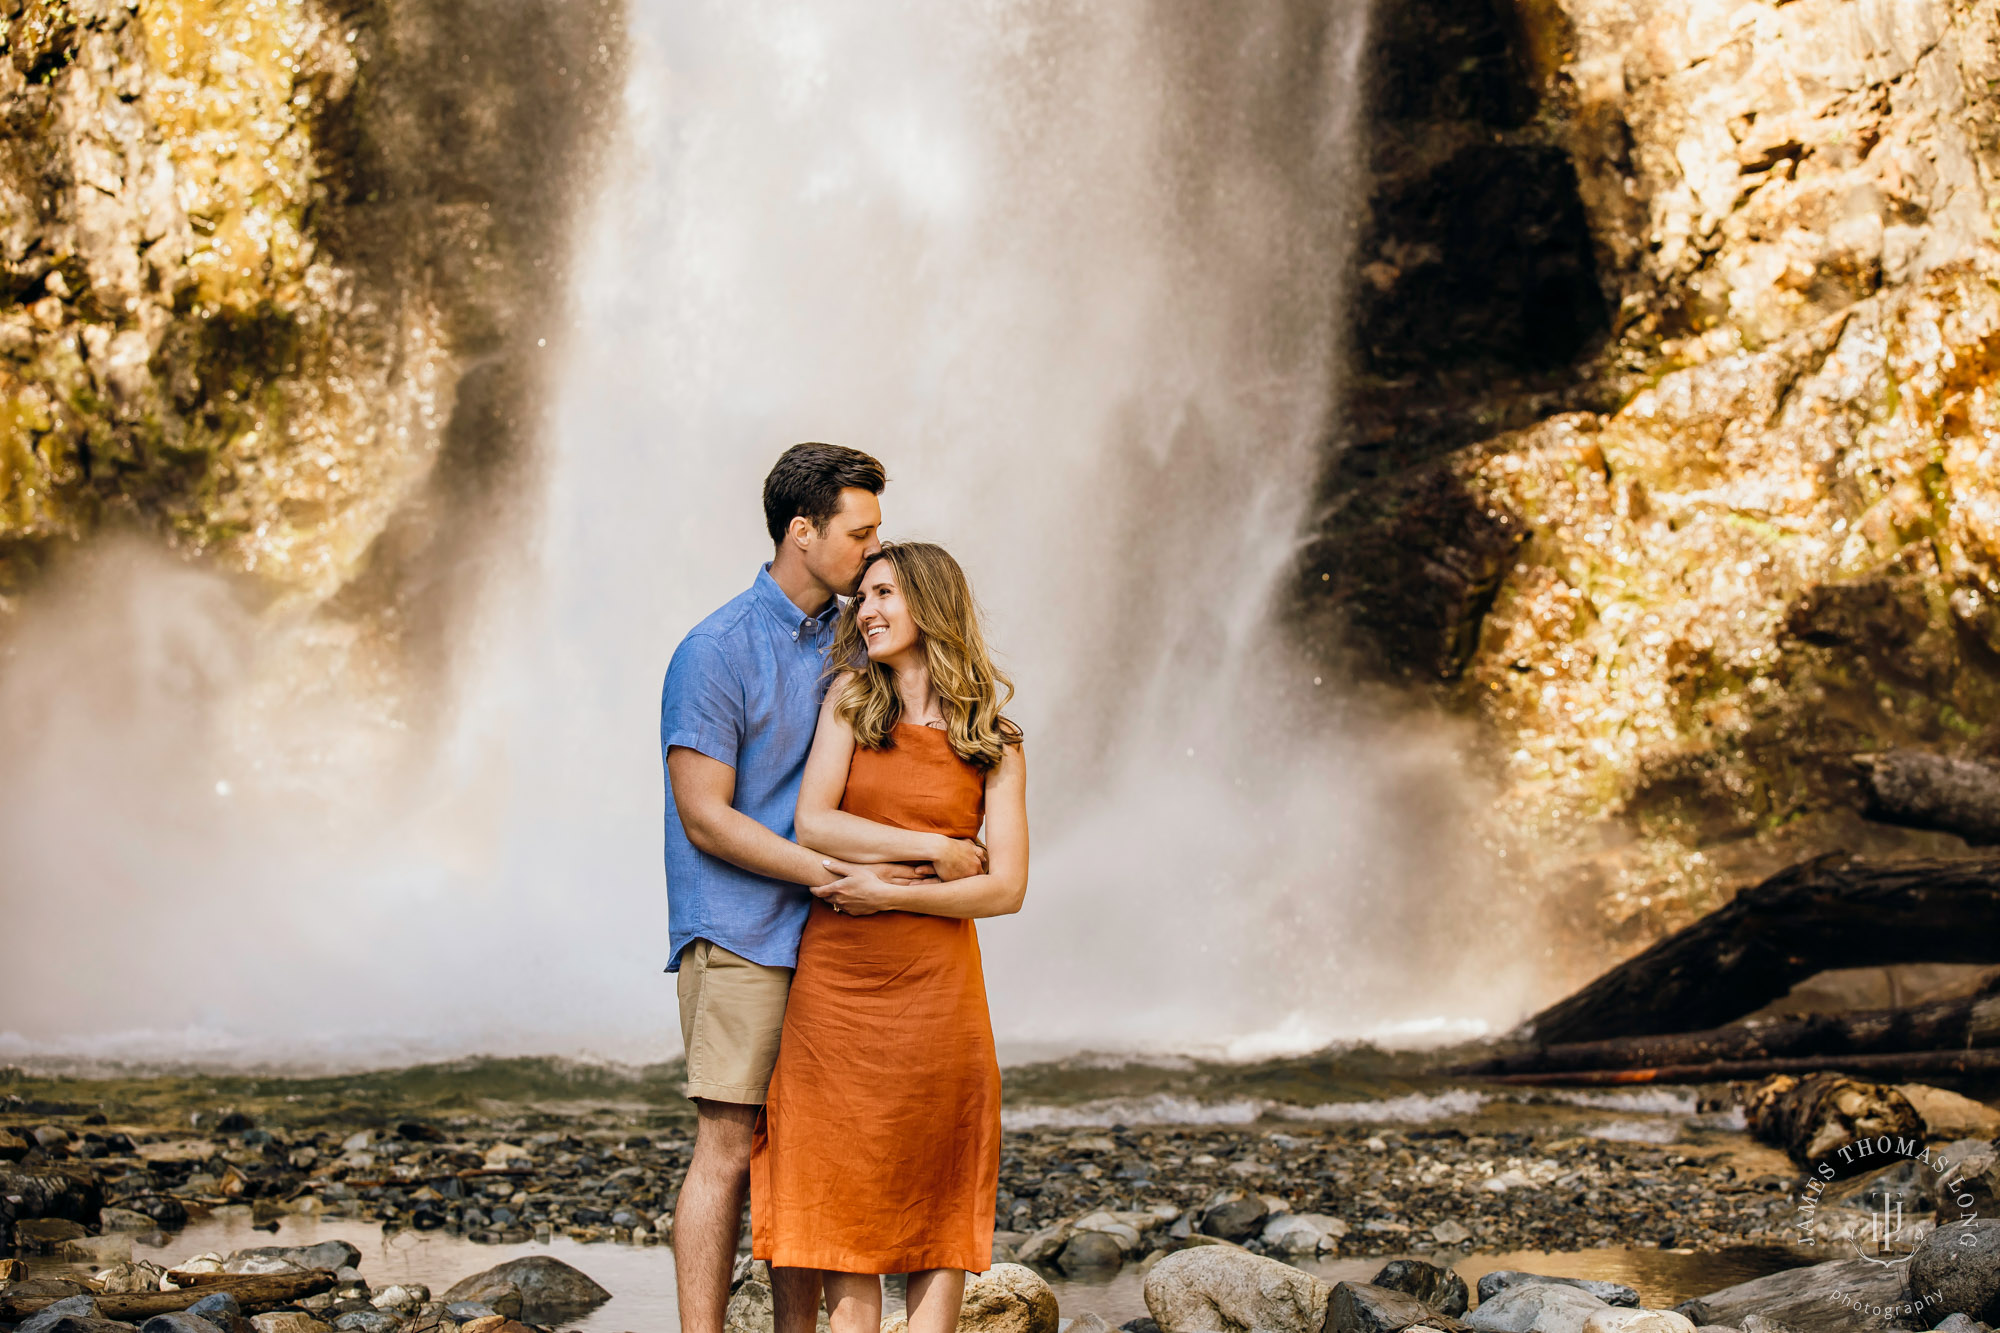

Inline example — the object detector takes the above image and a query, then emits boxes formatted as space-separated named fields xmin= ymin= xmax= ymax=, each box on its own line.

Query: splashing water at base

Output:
xmin=0 ymin=0 xmax=1546 ymax=1064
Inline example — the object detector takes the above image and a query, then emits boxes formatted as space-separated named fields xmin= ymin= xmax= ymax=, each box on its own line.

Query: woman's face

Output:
xmin=855 ymin=558 xmax=919 ymax=663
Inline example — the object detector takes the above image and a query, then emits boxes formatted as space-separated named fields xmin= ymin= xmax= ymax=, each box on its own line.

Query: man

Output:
xmin=660 ymin=442 xmax=909 ymax=1333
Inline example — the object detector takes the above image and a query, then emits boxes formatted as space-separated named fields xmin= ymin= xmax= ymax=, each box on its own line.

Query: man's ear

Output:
xmin=787 ymin=514 xmax=814 ymax=550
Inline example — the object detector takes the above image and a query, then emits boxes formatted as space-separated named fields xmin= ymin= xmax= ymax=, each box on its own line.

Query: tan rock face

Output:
xmin=0 ymin=0 xmax=619 ymax=663
xmin=1312 ymin=0 xmax=2000 ymax=951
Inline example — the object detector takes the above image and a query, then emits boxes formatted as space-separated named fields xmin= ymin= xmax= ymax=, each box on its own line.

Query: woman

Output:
xmin=749 ymin=541 xmax=1028 ymax=1333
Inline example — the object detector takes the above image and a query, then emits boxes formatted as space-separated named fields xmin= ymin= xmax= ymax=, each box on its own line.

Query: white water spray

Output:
xmin=0 ymin=0 xmax=1541 ymax=1067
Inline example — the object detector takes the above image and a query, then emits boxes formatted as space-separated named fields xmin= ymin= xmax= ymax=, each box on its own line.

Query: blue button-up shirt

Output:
xmin=660 ymin=564 xmax=837 ymax=972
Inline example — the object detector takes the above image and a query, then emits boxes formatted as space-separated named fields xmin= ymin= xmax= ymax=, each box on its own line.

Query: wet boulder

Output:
xmin=1371 ymin=1261 xmax=1468 ymax=1318
xmin=1197 ymin=1191 xmax=1267 ymax=1242
xmin=1057 ymin=1231 xmax=1124 ymax=1274
xmin=1326 ymin=1281 xmax=1466 ymax=1332
xmin=1142 ymin=1246 xmax=1328 ymax=1333
xmin=17 ymin=1296 xmax=108 ymax=1333
xmin=441 ymin=1257 xmax=607 ymax=1322
xmin=1476 ymin=1273 xmax=1639 ymax=1308
xmin=1909 ymin=1218 xmax=2000 ymax=1324
xmin=1464 ymin=1282 xmax=1608 ymax=1333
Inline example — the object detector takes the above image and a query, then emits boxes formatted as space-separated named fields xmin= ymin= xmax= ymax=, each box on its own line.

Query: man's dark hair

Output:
xmin=762 ymin=443 xmax=887 ymax=544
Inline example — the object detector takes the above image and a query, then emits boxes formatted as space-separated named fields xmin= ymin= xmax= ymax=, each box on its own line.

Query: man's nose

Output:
xmin=863 ymin=536 xmax=883 ymax=559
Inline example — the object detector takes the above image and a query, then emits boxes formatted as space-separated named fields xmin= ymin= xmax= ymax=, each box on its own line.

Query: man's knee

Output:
xmin=690 ymin=1099 xmax=758 ymax=1171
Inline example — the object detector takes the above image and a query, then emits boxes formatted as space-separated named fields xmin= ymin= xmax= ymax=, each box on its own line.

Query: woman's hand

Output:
xmin=931 ymin=836 xmax=988 ymax=882
xmin=814 ymin=859 xmax=931 ymax=916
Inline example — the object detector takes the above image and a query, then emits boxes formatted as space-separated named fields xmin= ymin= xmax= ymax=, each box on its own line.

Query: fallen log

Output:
xmin=1473 ymin=1047 xmax=2000 ymax=1086
xmin=1857 ymin=750 xmax=2000 ymax=845
xmin=1458 ymin=977 xmax=2000 ymax=1077
xmin=0 ymin=1270 xmax=334 ymax=1321
xmin=1524 ymin=853 xmax=2000 ymax=1045
xmin=1745 ymin=1072 xmax=1922 ymax=1172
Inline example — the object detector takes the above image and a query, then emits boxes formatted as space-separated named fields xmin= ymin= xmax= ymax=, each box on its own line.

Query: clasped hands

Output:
xmin=811 ymin=834 xmax=986 ymax=916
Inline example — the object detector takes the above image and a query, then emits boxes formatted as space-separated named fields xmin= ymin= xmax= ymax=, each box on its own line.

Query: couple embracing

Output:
xmin=661 ymin=443 xmax=1029 ymax=1333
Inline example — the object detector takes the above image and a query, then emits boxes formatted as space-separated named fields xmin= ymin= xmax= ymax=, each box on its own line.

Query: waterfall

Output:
xmin=0 ymin=0 xmax=1540 ymax=1066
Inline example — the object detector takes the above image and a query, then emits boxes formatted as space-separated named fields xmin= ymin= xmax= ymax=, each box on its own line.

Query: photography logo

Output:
xmin=1792 ymin=1135 xmax=1987 ymax=1323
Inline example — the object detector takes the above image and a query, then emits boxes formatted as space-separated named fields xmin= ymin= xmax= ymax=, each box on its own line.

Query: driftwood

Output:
xmin=1459 ymin=979 xmax=2000 ymax=1077
xmin=1858 ymin=750 xmax=2000 ymax=845
xmin=1744 ymin=1072 xmax=1923 ymax=1172
xmin=1471 ymin=1047 xmax=2000 ymax=1085
xmin=0 ymin=1270 xmax=334 ymax=1320
xmin=1524 ymin=853 xmax=2000 ymax=1045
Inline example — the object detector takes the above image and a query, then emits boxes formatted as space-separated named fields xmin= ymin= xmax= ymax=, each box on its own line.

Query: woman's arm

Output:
xmin=814 ymin=742 xmax=1027 ymax=920
xmin=795 ymin=688 xmax=985 ymax=878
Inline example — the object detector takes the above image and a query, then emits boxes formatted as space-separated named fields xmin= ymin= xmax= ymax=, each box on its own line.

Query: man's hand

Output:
xmin=931 ymin=837 xmax=987 ymax=882
xmin=813 ymin=859 xmax=930 ymax=916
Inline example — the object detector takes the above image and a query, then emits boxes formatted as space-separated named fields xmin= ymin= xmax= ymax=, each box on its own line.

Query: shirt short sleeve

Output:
xmin=661 ymin=633 xmax=746 ymax=770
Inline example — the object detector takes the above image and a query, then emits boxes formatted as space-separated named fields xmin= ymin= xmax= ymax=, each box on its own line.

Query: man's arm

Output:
xmin=813 ymin=743 xmax=1027 ymax=919
xmin=796 ymin=690 xmax=985 ymax=879
xmin=669 ymin=747 xmax=839 ymax=887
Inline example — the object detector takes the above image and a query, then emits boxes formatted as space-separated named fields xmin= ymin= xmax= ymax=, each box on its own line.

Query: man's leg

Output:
xmin=672 ymin=1099 xmax=757 ymax=1333
xmin=771 ymin=1267 xmax=824 ymax=1333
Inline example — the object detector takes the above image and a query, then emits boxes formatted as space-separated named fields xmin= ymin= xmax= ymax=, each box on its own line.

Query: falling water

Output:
xmin=0 ymin=0 xmax=1542 ymax=1067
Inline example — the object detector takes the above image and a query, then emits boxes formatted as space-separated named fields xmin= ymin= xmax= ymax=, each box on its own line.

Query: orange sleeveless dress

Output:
xmin=750 ymin=723 xmax=1001 ymax=1274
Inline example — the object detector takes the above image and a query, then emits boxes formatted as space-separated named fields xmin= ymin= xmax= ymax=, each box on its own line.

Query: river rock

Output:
xmin=186 ymin=1294 xmax=242 ymax=1327
xmin=1681 ymin=1257 xmax=1907 ymax=1332
xmin=19 ymin=1297 xmax=104 ymax=1333
xmin=370 ymin=1287 xmax=429 ymax=1314
xmin=17 ymin=1219 xmax=91 ymax=1250
xmin=1578 ymin=1314 xmax=1695 ymax=1333
xmin=91 ymin=1261 xmax=166 ymax=1295
xmin=0 ymin=1130 xmax=32 ymax=1163
xmin=1198 ymin=1191 xmax=1268 ymax=1242
xmin=456 ymin=1321 xmax=535 ymax=1333
xmin=250 ymin=1316 xmax=332 ymax=1333
xmin=1937 ymin=1141 xmax=2000 ymax=1224
xmin=1327 ymin=1281 xmax=1465 ymax=1332
xmin=1475 ymin=1274 xmax=1638 ymax=1309
xmin=1263 ymin=1214 xmax=1348 ymax=1255
xmin=1464 ymin=1283 xmax=1608 ymax=1333
xmin=441 ymin=1257 xmax=608 ymax=1321
xmin=99 ymin=1209 xmax=162 ymax=1233
xmin=330 ymin=1312 xmax=399 ymax=1333
xmin=63 ymin=1235 xmax=133 ymax=1265
xmin=1372 ymin=1261 xmax=1469 ymax=1318
xmin=1058 ymin=1231 xmax=1125 ymax=1273
xmin=1936 ymin=1316 xmax=1996 ymax=1333
xmin=1142 ymin=1246 xmax=1328 ymax=1333
xmin=1908 ymin=1218 xmax=2000 ymax=1322
xmin=224 ymin=1243 xmax=361 ymax=1275
xmin=442 ymin=1305 xmax=498 ymax=1324
xmin=958 ymin=1264 xmax=1058 ymax=1333
xmin=141 ymin=1316 xmax=231 ymax=1333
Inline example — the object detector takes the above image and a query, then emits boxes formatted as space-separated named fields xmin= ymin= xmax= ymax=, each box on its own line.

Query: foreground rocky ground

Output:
xmin=9 ymin=1066 xmax=2000 ymax=1331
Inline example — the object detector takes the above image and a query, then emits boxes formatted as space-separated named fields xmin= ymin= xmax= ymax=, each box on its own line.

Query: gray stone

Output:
xmin=185 ymin=1294 xmax=241 ymax=1326
xmin=1057 ymin=1231 xmax=1125 ymax=1274
xmin=1327 ymin=1281 xmax=1463 ymax=1332
xmin=1909 ymin=1218 xmax=2000 ymax=1323
xmin=224 ymin=1243 xmax=361 ymax=1275
xmin=1372 ymin=1261 xmax=1469 ymax=1319
xmin=1935 ymin=1141 xmax=2000 ymax=1224
xmin=440 ymin=1258 xmax=608 ymax=1322
xmin=1464 ymin=1283 xmax=1607 ymax=1333
xmin=99 ymin=1208 xmax=163 ymax=1232
xmin=1578 ymin=1315 xmax=1696 ymax=1333
xmin=1198 ymin=1193 xmax=1268 ymax=1242
xmin=1142 ymin=1246 xmax=1328 ymax=1333
xmin=1476 ymin=1274 xmax=1639 ymax=1309
xmin=1936 ymin=1316 xmax=1995 ymax=1332
xmin=440 ymin=1306 xmax=496 ymax=1324
xmin=1686 ymin=1257 xmax=1908 ymax=1332
xmin=330 ymin=1312 xmax=399 ymax=1333
xmin=139 ymin=1316 xmax=228 ymax=1333
xmin=20 ymin=1297 xmax=103 ymax=1333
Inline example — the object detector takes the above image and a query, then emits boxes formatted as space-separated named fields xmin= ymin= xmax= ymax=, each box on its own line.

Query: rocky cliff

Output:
xmin=1307 ymin=0 xmax=2000 ymax=948
xmin=0 ymin=0 xmax=618 ymax=690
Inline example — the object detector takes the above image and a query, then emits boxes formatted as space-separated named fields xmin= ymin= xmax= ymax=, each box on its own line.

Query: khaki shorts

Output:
xmin=676 ymin=939 xmax=793 ymax=1105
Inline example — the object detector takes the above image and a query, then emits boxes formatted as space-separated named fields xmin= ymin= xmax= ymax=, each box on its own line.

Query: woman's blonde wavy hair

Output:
xmin=829 ymin=541 xmax=1022 ymax=769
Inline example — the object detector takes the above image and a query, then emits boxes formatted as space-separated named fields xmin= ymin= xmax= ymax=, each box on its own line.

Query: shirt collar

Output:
xmin=752 ymin=563 xmax=837 ymax=642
